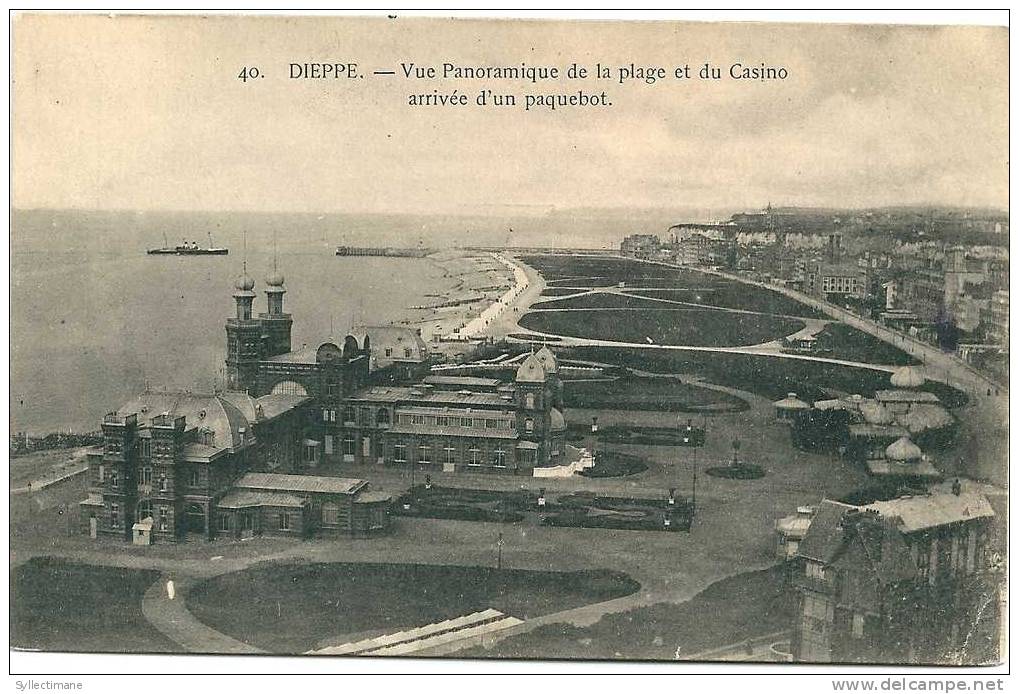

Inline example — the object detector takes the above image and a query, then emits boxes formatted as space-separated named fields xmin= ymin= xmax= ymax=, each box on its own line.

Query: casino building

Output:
xmin=80 ymin=260 xmax=566 ymax=542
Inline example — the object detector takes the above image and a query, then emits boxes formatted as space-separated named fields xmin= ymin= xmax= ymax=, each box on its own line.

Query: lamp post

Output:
xmin=496 ymin=531 xmax=505 ymax=571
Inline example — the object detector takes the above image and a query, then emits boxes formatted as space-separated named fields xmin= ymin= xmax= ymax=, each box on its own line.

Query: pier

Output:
xmin=336 ymin=246 xmax=431 ymax=257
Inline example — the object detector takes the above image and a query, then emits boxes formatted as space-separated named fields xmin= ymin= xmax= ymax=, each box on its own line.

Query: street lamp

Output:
xmin=496 ymin=531 xmax=505 ymax=571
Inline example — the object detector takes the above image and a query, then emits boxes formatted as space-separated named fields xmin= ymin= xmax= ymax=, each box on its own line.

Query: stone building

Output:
xmin=791 ymin=492 xmax=997 ymax=664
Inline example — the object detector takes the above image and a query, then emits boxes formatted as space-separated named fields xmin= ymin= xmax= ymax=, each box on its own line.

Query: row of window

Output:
xmin=322 ymin=407 xmax=392 ymax=425
xmin=109 ymin=502 xmax=169 ymax=531
xmin=395 ymin=413 xmax=514 ymax=430
xmin=392 ymin=443 xmax=507 ymax=466
xmin=99 ymin=464 xmax=205 ymax=489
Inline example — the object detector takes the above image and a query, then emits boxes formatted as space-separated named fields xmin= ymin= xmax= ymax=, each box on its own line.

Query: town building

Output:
xmin=792 ymin=491 xmax=997 ymax=664
xmin=620 ymin=233 xmax=661 ymax=259
xmin=80 ymin=259 xmax=571 ymax=543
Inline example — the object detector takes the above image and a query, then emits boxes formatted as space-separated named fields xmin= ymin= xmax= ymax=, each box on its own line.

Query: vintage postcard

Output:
xmin=9 ymin=11 xmax=1009 ymax=677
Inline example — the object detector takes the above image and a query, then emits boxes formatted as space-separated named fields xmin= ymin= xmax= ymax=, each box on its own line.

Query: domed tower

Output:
xmin=225 ymin=268 xmax=261 ymax=392
xmin=534 ymin=345 xmax=563 ymax=410
xmin=260 ymin=266 xmax=292 ymax=358
xmin=515 ymin=353 xmax=552 ymax=467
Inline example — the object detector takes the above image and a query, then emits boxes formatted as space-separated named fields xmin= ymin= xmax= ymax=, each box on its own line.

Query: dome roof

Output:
xmin=890 ymin=365 xmax=925 ymax=389
xmin=534 ymin=346 xmax=559 ymax=374
xmin=234 ymin=273 xmax=255 ymax=292
xmin=549 ymin=407 xmax=566 ymax=432
xmin=515 ymin=353 xmax=547 ymax=383
xmin=886 ymin=436 xmax=922 ymax=462
xmin=266 ymin=269 xmax=286 ymax=287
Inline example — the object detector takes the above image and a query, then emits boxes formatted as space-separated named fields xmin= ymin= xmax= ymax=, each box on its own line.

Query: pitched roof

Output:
xmin=217 ymin=489 xmax=307 ymax=509
xmin=796 ymin=500 xmax=857 ymax=563
xmin=235 ymin=472 xmax=368 ymax=496
xmin=515 ymin=353 xmax=547 ymax=383
xmin=863 ymin=492 xmax=995 ymax=534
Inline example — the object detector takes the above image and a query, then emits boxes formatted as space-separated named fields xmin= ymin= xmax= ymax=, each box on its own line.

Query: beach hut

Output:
xmin=773 ymin=392 xmax=810 ymax=422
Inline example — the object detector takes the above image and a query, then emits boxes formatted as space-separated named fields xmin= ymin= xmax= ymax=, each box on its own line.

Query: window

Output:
xmin=376 ymin=409 xmax=390 ymax=425
xmin=806 ymin=562 xmax=825 ymax=580
xmin=303 ymin=443 xmax=318 ymax=463
xmin=330 ymin=410 xmax=336 ymax=422
xmin=418 ymin=444 xmax=431 ymax=463
xmin=189 ymin=467 xmax=201 ymax=487
xmin=852 ymin=613 xmax=865 ymax=639
xmin=494 ymin=447 xmax=507 ymax=467
xmin=525 ymin=418 xmax=534 ymax=433
xmin=444 ymin=443 xmax=456 ymax=465
xmin=218 ymin=513 xmax=229 ymax=532
xmin=385 ymin=347 xmax=393 ymax=357
xmin=394 ymin=444 xmax=407 ymax=463
xmin=343 ymin=407 xmax=356 ymax=424
xmin=97 ymin=464 xmax=105 ymax=483
xmin=322 ymin=503 xmax=339 ymax=526
xmin=140 ymin=467 xmax=152 ymax=485
xmin=110 ymin=503 xmax=120 ymax=528
xmin=110 ymin=470 xmax=119 ymax=488
xmin=525 ymin=393 xmax=535 ymax=409
xmin=159 ymin=472 xmax=167 ymax=491
xmin=160 ymin=506 xmax=169 ymax=532
xmin=279 ymin=513 xmax=290 ymax=531
xmin=468 ymin=447 xmax=482 ymax=466
xmin=486 ymin=419 xmax=499 ymax=429
xmin=140 ymin=439 xmax=151 ymax=458
xmin=360 ymin=407 xmax=371 ymax=425
xmin=404 ymin=347 xmax=413 ymax=358
xmin=322 ymin=409 xmax=330 ymax=422
xmin=342 ymin=435 xmax=356 ymax=456
xmin=460 ymin=417 xmax=473 ymax=428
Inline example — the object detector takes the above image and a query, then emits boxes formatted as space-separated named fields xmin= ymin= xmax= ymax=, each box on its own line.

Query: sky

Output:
xmin=12 ymin=14 xmax=1009 ymax=215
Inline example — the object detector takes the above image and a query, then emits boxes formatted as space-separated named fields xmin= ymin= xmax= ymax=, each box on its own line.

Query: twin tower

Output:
xmin=225 ymin=266 xmax=293 ymax=392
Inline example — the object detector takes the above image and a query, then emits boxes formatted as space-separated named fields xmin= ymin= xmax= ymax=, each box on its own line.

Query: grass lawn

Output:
xmin=564 ymin=375 xmax=748 ymax=413
xmin=810 ymin=323 xmax=919 ymax=366
xmin=519 ymin=309 xmax=805 ymax=347
xmin=460 ymin=564 xmax=791 ymax=661
xmin=566 ymin=346 xmax=968 ymax=407
xmin=636 ymin=285 xmax=825 ymax=319
xmin=10 ymin=556 xmax=180 ymax=654
xmin=186 ymin=561 xmax=640 ymax=654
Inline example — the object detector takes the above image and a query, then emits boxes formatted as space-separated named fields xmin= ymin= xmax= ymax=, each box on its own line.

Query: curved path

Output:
xmin=141 ymin=575 xmax=264 ymax=654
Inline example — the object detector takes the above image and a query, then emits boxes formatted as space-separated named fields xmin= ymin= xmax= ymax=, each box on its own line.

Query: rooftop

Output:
xmin=218 ymin=489 xmax=307 ymax=509
xmin=863 ymin=492 xmax=994 ymax=534
xmin=235 ymin=472 xmax=368 ymax=496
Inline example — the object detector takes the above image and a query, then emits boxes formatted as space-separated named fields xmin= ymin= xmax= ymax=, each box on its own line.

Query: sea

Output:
xmin=12 ymin=206 xmax=712 ymax=434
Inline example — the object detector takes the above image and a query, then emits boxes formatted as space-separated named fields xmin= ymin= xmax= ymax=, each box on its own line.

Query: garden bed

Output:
xmin=567 ymin=423 xmax=707 ymax=447
xmin=564 ymin=375 xmax=747 ymax=413
xmin=577 ymin=451 xmax=649 ymax=478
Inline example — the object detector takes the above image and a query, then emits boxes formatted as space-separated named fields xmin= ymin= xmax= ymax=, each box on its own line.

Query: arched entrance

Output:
xmin=184 ymin=503 xmax=206 ymax=536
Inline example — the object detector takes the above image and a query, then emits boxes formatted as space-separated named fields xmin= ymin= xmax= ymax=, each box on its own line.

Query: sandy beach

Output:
xmin=392 ymin=249 xmax=537 ymax=358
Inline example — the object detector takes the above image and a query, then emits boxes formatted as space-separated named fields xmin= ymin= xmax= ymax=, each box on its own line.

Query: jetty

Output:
xmin=336 ymin=246 xmax=431 ymax=257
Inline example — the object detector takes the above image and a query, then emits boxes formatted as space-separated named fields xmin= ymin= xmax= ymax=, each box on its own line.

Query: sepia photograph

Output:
xmin=7 ymin=9 xmax=1010 ymax=681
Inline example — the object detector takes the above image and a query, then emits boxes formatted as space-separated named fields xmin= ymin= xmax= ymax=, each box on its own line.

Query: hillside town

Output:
xmin=622 ymin=205 xmax=1009 ymax=386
